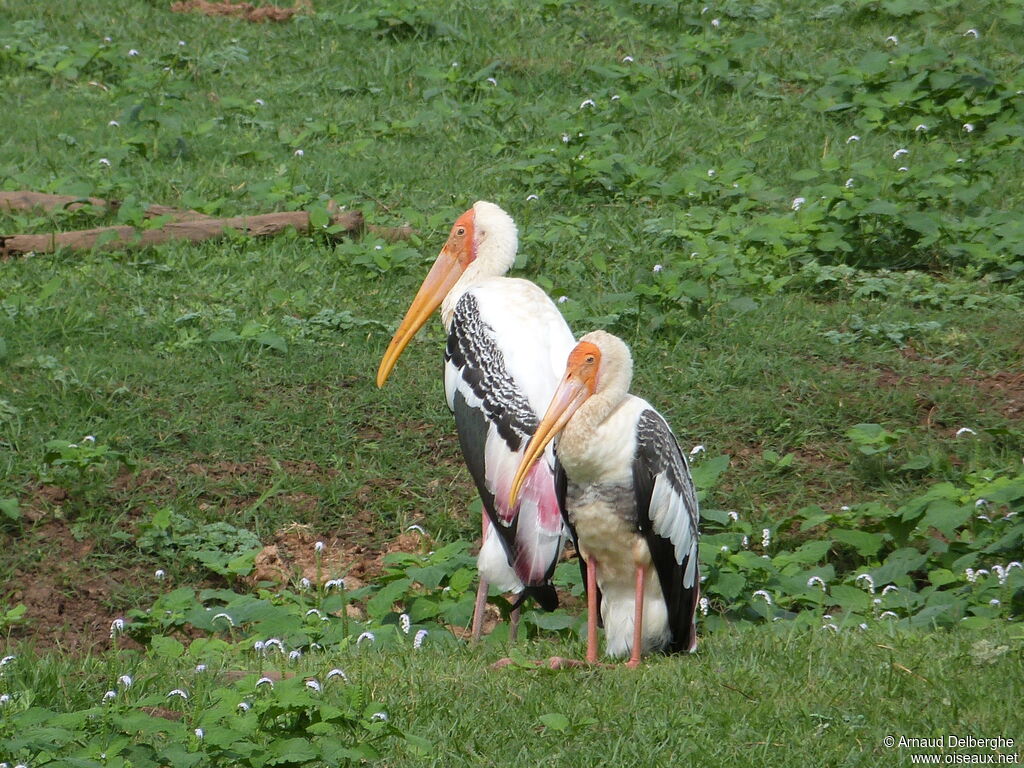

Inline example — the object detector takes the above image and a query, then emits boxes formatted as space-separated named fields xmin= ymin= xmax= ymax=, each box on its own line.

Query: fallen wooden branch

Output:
xmin=0 ymin=191 xmax=210 ymax=222
xmin=2 ymin=208 xmax=367 ymax=258
xmin=170 ymin=0 xmax=311 ymax=23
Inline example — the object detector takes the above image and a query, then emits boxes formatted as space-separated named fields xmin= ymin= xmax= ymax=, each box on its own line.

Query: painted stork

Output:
xmin=509 ymin=331 xmax=700 ymax=667
xmin=376 ymin=201 xmax=575 ymax=641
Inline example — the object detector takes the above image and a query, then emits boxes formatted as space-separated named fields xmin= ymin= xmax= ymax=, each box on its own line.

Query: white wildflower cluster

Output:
xmin=305 ymin=678 xmax=322 ymax=692
xmin=751 ymin=590 xmax=772 ymax=605
xmin=855 ymin=573 xmax=876 ymax=594
xmin=413 ymin=629 xmax=428 ymax=649
xmin=399 ymin=613 xmax=411 ymax=634
xmin=110 ymin=618 xmax=126 ymax=638
xmin=324 ymin=578 xmax=345 ymax=591
xmin=356 ymin=631 xmax=376 ymax=645
xmin=806 ymin=576 xmax=827 ymax=591
xmin=166 ymin=688 xmax=189 ymax=700
xmin=699 ymin=597 xmax=709 ymax=616
xmin=761 ymin=528 xmax=771 ymax=549
xmin=327 ymin=668 xmax=349 ymax=681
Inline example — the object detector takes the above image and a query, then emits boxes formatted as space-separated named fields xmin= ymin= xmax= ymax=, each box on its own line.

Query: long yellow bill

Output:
xmin=375 ymin=246 xmax=465 ymax=388
xmin=508 ymin=362 xmax=595 ymax=506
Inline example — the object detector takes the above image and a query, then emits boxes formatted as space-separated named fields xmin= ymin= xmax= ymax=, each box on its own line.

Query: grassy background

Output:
xmin=1 ymin=0 xmax=1022 ymax=764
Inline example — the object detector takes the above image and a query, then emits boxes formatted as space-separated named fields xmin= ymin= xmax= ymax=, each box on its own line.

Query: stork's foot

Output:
xmin=624 ymin=657 xmax=643 ymax=670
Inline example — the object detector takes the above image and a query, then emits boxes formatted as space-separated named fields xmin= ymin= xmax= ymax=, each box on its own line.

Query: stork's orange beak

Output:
xmin=508 ymin=342 xmax=600 ymax=505
xmin=376 ymin=210 xmax=475 ymax=388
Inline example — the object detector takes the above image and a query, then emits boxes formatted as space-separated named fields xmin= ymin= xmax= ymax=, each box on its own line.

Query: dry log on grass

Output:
xmin=170 ymin=0 xmax=312 ymax=22
xmin=0 ymin=191 xmax=210 ymax=221
xmin=1 ymin=208 xmax=369 ymax=258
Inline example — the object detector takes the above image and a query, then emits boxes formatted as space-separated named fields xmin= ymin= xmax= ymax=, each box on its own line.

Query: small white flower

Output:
xmin=742 ymin=535 xmax=749 ymax=548
xmin=238 ymin=701 xmax=251 ymax=711
xmin=844 ymin=178 xmax=855 ymax=188
xmin=104 ymin=36 xmax=112 ymax=42
xmin=399 ymin=613 xmax=411 ymax=634
xmin=212 ymin=612 xmax=234 ymax=626
xmin=720 ymin=545 xmax=729 ymax=552
xmin=989 ymin=598 xmax=1001 ymax=606
xmin=822 ymin=623 xmax=839 ymax=633
xmin=486 ymin=77 xmax=497 ymax=86
xmin=117 ymin=674 xmax=133 ymax=688
xmin=956 ymin=157 xmax=966 ymax=163
xmin=963 ymin=123 xmax=975 ymax=133
xmin=611 ymin=94 xmax=620 ymax=101
xmin=327 ymin=668 xmax=349 ymax=681
xmin=885 ymin=35 xmax=898 ymax=45
xmin=263 ymin=638 xmax=284 ymax=653
xmin=305 ymin=608 xmax=325 ymax=620
xmin=371 ymin=711 xmax=389 ymax=721
xmin=99 ymin=158 xmax=111 ymax=167
xmin=846 ymin=135 xmax=860 ymax=144
xmin=898 ymin=166 xmax=909 ymax=172
xmin=807 ymin=576 xmax=827 ymax=591
xmin=194 ymin=664 xmax=207 ymax=673
xmin=977 ymin=514 xmax=992 ymax=522
xmin=873 ymin=597 xmax=882 ymax=605
xmin=0 ymin=656 xmax=15 ymax=666
xmin=1008 ymin=562 xmax=1023 ymax=571
xmin=103 ymin=690 xmax=117 ymax=702
xmin=975 ymin=498 xmax=988 ymax=507
xmin=690 ymin=445 xmax=706 ymax=456
xmin=194 ymin=728 xmax=204 ymax=739
xmin=858 ymin=622 xmax=869 ymax=631
xmin=178 ymin=40 xmax=187 ymax=46
xmin=955 ymin=427 xmax=976 ymax=437
xmin=289 ymin=650 xmax=302 ymax=662
xmin=299 ymin=577 xmax=312 ymax=590
xmin=254 ymin=98 xmax=265 ymax=106
xmin=882 ymin=585 xmax=899 ymax=595
xmin=110 ymin=618 xmax=126 ymax=637
xmin=622 ymin=55 xmax=634 ymax=63
xmin=841 ymin=505 xmax=851 ymax=512
xmin=451 ymin=61 xmax=459 ymax=67
xmin=915 ymin=124 xmax=928 ymax=132
xmin=761 ymin=528 xmax=771 ymax=548
xmin=526 ymin=194 xmax=539 ymax=202
xmin=256 ymin=677 xmax=274 ymax=688
xmin=707 ymin=168 xmax=716 ymax=177
xmin=324 ymin=578 xmax=345 ymax=590
xmin=976 ymin=569 xmax=990 ymax=578
xmin=699 ymin=597 xmax=709 ymax=616
xmin=356 ymin=631 xmax=376 ymax=645
xmin=557 ymin=295 xmax=569 ymax=304
xmin=414 ymin=629 xmax=429 ymax=648
xmin=855 ymin=573 xmax=876 ymax=593
xmin=652 ymin=263 xmax=664 ymax=273
xmin=154 ymin=569 xmax=166 ymax=580
xmin=893 ymin=148 xmax=909 ymax=159
xmin=294 ymin=149 xmax=304 ymax=157
xmin=965 ymin=568 xmax=977 ymax=583
xmin=128 ymin=49 xmax=139 ymax=56
xmin=374 ymin=245 xmax=383 ymax=250
xmin=305 ymin=678 xmax=322 ymax=692
xmin=166 ymin=688 xmax=189 ymax=699
xmin=993 ymin=565 xmax=1007 ymax=585
xmin=792 ymin=196 xmax=806 ymax=211
xmin=963 ymin=29 xmax=979 ymax=38
xmin=879 ymin=611 xmax=898 ymax=619
xmin=711 ymin=18 xmax=721 ymax=27
xmin=107 ymin=120 xmax=120 ymax=127
xmin=0 ymin=693 xmax=11 ymax=705
xmin=751 ymin=590 xmax=772 ymax=605
xmin=579 ymin=98 xmax=595 ymax=109
xmin=727 ymin=510 xmax=739 ymax=522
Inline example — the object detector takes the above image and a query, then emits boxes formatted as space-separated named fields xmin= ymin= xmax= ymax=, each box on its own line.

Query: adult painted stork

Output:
xmin=376 ymin=201 xmax=575 ymax=642
xmin=509 ymin=331 xmax=700 ymax=667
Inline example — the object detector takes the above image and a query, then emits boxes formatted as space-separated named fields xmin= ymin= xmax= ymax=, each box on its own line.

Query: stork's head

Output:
xmin=376 ymin=201 xmax=518 ymax=388
xmin=508 ymin=331 xmax=634 ymax=504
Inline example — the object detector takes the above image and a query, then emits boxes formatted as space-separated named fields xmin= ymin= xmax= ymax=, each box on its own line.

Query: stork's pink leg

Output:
xmin=586 ymin=555 xmax=599 ymax=664
xmin=625 ymin=564 xmax=646 ymax=669
xmin=470 ymin=515 xmax=490 ymax=644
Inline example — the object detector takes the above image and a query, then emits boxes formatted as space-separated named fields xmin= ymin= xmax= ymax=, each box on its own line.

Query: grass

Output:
xmin=1 ymin=0 xmax=1023 ymax=764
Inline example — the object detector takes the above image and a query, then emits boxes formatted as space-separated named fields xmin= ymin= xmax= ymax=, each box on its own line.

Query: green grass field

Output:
xmin=1 ymin=0 xmax=1022 ymax=765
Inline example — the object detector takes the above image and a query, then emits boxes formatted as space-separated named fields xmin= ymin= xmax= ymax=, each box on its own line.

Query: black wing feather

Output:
xmin=632 ymin=409 xmax=700 ymax=654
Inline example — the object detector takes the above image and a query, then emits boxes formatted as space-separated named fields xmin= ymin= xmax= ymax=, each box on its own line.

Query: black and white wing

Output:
xmin=632 ymin=408 xmax=700 ymax=653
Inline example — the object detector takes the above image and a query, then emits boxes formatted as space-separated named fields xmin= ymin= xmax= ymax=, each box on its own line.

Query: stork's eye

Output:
xmin=585 ymin=355 xmax=596 ymax=364
xmin=456 ymin=227 xmax=466 ymax=236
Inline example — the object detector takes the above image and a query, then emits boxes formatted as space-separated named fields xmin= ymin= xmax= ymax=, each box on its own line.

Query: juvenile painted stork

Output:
xmin=376 ymin=201 xmax=575 ymax=641
xmin=509 ymin=331 xmax=700 ymax=667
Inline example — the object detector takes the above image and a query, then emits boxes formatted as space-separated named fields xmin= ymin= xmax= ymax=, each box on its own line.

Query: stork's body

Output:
xmin=511 ymin=331 xmax=700 ymax=665
xmin=377 ymin=202 xmax=574 ymax=640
